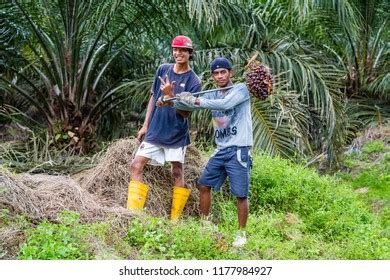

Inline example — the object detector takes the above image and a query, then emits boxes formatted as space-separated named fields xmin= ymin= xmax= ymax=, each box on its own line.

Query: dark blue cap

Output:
xmin=210 ymin=57 xmax=232 ymax=72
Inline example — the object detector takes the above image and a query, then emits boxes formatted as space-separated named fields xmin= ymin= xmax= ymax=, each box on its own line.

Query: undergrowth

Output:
xmin=15 ymin=148 xmax=389 ymax=260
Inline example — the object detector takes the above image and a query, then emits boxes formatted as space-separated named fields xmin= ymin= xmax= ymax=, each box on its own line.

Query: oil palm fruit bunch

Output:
xmin=245 ymin=60 xmax=273 ymax=100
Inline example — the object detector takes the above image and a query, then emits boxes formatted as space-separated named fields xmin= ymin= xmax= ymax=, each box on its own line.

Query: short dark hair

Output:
xmin=172 ymin=47 xmax=193 ymax=60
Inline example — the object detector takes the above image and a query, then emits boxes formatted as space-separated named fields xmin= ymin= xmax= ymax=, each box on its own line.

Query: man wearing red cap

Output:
xmin=126 ymin=35 xmax=201 ymax=221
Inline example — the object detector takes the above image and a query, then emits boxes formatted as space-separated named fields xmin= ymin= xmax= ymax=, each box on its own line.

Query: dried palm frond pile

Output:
xmin=80 ymin=139 xmax=139 ymax=207
xmin=0 ymin=171 xmax=40 ymax=219
xmin=81 ymin=138 xmax=204 ymax=217
xmin=0 ymin=138 xmax=205 ymax=223
xmin=0 ymin=170 xmax=131 ymax=222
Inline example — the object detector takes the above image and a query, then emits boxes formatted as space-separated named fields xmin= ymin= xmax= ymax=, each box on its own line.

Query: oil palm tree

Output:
xmin=176 ymin=0 xmax=347 ymax=162
xmin=0 ymin=0 xmax=174 ymax=152
xmin=290 ymin=0 xmax=390 ymax=151
xmin=182 ymin=0 xmax=388 ymax=163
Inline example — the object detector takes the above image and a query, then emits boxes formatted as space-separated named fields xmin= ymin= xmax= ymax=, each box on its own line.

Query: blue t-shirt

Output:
xmin=144 ymin=63 xmax=201 ymax=148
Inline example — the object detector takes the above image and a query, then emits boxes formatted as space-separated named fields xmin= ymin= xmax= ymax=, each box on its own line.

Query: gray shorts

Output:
xmin=198 ymin=146 xmax=252 ymax=198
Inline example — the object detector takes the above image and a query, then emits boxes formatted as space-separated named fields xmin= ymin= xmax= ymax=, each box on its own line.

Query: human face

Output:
xmin=212 ymin=68 xmax=232 ymax=88
xmin=172 ymin=47 xmax=190 ymax=64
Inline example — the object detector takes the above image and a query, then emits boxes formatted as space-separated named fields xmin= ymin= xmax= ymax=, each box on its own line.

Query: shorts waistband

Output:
xmin=219 ymin=146 xmax=251 ymax=152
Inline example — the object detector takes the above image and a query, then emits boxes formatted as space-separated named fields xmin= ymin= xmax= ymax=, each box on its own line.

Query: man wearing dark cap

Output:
xmin=160 ymin=57 xmax=253 ymax=247
xmin=126 ymin=35 xmax=201 ymax=222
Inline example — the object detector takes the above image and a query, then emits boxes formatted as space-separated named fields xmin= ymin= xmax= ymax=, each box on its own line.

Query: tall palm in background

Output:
xmin=178 ymin=0 xmax=347 ymax=162
xmin=1 ymin=0 xmax=389 ymax=166
xmin=337 ymin=0 xmax=390 ymax=140
xmin=290 ymin=0 xmax=390 ymax=155
xmin=182 ymin=0 xmax=389 ymax=163
xmin=0 ymin=0 xmax=174 ymax=151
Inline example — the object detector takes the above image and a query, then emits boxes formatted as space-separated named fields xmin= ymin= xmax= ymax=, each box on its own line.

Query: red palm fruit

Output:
xmin=245 ymin=60 xmax=273 ymax=100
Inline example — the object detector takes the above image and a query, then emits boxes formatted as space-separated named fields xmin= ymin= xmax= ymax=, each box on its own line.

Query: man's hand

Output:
xmin=176 ymin=92 xmax=197 ymax=105
xmin=156 ymin=96 xmax=173 ymax=107
xmin=159 ymin=75 xmax=176 ymax=97
xmin=136 ymin=126 xmax=148 ymax=142
xmin=156 ymin=96 xmax=190 ymax=118
xmin=176 ymin=109 xmax=191 ymax=118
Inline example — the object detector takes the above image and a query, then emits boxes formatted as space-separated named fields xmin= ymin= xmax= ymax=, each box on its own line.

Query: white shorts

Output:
xmin=135 ymin=141 xmax=187 ymax=166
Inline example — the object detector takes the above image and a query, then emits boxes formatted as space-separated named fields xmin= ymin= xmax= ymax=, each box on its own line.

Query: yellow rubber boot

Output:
xmin=170 ymin=186 xmax=191 ymax=221
xmin=127 ymin=180 xmax=149 ymax=210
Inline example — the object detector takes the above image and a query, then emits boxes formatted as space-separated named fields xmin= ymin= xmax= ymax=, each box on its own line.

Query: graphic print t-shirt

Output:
xmin=174 ymin=83 xmax=253 ymax=150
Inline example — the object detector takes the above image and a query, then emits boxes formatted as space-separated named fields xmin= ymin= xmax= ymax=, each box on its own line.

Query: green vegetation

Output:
xmin=19 ymin=211 xmax=91 ymax=259
xmin=0 ymin=131 xmax=104 ymax=174
xmin=1 ymin=0 xmax=389 ymax=164
xmin=362 ymin=140 xmax=385 ymax=154
xmin=18 ymin=211 xmax=132 ymax=260
xmin=15 ymin=152 xmax=389 ymax=260
xmin=1 ymin=0 xmax=389 ymax=261
xmin=336 ymin=139 xmax=390 ymax=233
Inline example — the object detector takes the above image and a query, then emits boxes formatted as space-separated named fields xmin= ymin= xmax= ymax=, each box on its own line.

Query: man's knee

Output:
xmin=131 ymin=157 xmax=146 ymax=173
xmin=171 ymin=163 xmax=184 ymax=179
xmin=237 ymin=197 xmax=248 ymax=203
xmin=199 ymin=185 xmax=211 ymax=194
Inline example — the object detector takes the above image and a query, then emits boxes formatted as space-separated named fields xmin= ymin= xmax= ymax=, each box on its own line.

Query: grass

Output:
xmin=13 ymin=148 xmax=389 ymax=260
xmin=336 ymin=139 xmax=389 ymax=235
xmin=16 ymin=211 xmax=133 ymax=260
xmin=362 ymin=140 xmax=385 ymax=154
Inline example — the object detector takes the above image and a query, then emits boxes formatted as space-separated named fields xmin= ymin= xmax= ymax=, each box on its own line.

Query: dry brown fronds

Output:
xmin=80 ymin=138 xmax=204 ymax=217
xmin=0 ymin=138 xmax=205 ymax=224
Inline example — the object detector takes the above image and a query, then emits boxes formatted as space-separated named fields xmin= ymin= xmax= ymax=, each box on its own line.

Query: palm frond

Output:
xmin=369 ymin=73 xmax=390 ymax=100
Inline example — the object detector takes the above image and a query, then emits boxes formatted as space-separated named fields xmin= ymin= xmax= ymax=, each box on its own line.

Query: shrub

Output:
xmin=362 ymin=140 xmax=385 ymax=154
xmin=19 ymin=211 xmax=90 ymax=260
xmin=126 ymin=217 xmax=239 ymax=260
xmin=247 ymin=154 xmax=386 ymax=253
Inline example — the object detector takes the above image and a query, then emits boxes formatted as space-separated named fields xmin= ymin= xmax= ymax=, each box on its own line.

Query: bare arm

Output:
xmin=137 ymin=95 xmax=155 ymax=142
